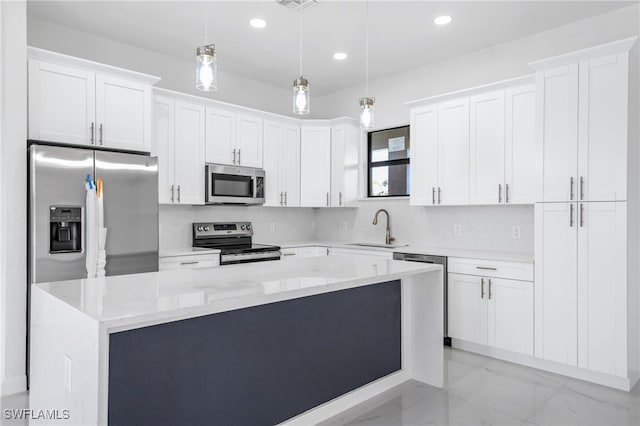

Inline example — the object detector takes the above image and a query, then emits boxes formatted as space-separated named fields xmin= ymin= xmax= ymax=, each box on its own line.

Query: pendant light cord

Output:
xmin=299 ymin=1 xmax=303 ymax=76
xmin=204 ymin=6 xmax=208 ymax=44
xmin=365 ymin=0 xmax=369 ymax=96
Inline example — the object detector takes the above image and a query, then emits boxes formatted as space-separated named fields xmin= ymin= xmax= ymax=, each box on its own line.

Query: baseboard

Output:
xmin=1 ymin=374 xmax=27 ymax=396
xmin=452 ymin=339 xmax=632 ymax=391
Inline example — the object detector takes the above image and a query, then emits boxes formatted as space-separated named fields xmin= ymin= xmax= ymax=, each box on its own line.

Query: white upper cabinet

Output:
xmin=151 ymin=95 xmax=175 ymax=204
xmin=28 ymin=49 xmax=158 ymax=152
xmin=152 ymin=93 xmax=205 ymax=205
xmin=235 ymin=114 xmax=263 ymax=168
xmin=409 ymin=104 xmax=438 ymax=206
xmin=28 ymin=60 xmax=96 ymax=145
xmin=578 ymin=53 xmax=628 ymax=202
xmin=438 ymin=98 xmax=470 ymax=205
xmin=469 ymin=91 xmax=505 ymax=204
xmin=204 ymin=109 xmax=262 ymax=168
xmin=505 ymin=85 xmax=536 ymax=204
xmin=330 ymin=121 xmax=359 ymax=207
xmin=300 ymin=125 xmax=331 ymax=207
xmin=263 ymin=120 xmax=300 ymax=207
xmin=95 ymin=75 xmax=151 ymax=151
xmin=537 ymin=64 xmax=580 ymax=202
xmin=205 ymin=107 xmax=235 ymax=165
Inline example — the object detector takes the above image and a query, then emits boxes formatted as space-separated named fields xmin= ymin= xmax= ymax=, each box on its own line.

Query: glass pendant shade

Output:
xmin=196 ymin=45 xmax=218 ymax=92
xmin=293 ymin=77 xmax=310 ymax=115
xmin=360 ymin=97 xmax=375 ymax=129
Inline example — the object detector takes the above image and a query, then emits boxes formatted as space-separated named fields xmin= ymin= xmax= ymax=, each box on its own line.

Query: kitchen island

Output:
xmin=29 ymin=255 xmax=443 ymax=426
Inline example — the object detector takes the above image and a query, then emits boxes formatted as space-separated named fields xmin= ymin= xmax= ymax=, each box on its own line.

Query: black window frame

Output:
xmin=367 ymin=125 xmax=410 ymax=198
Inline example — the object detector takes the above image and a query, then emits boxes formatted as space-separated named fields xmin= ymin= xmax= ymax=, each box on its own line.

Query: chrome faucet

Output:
xmin=372 ymin=209 xmax=395 ymax=246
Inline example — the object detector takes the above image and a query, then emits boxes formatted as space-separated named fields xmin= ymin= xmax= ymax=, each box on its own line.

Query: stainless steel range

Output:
xmin=192 ymin=222 xmax=281 ymax=265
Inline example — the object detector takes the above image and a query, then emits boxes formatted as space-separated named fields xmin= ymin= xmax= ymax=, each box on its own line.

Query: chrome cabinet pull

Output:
xmin=498 ymin=184 xmax=502 ymax=203
xmin=285 ymin=191 xmax=288 ymax=206
xmin=280 ymin=192 xmax=283 ymax=206
xmin=282 ymin=252 xmax=296 ymax=257
xmin=238 ymin=149 xmax=241 ymax=165
xmin=438 ymin=187 xmax=442 ymax=204
xmin=481 ymin=278 xmax=485 ymax=299
xmin=180 ymin=261 xmax=199 ymax=265
xmin=476 ymin=266 xmax=497 ymax=271
xmin=570 ymin=203 xmax=574 ymax=227
xmin=580 ymin=176 xmax=584 ymax=200
xmin=326 ymin=192 xmax=329 ymax=207
xmin=90 ymin=122 xmax=95 ymax=144
xmin=488 ymin=279 xmax=493 ymax=300
xmin=506 ymin=184 xmax=510 ymax=203
xmin=177 ymin=185 xmax=181 ymax=203
xmin=232 ymin=149 xmax=236 ymax=164
xmin=580 ymin=203 xmax=584 ymax=227
xmin=570 ymin=177 xmax=574 ymax=200
xmin=432 ymin=187 xmax=436 ymax=205
xmin=99 ymin=123 xmax=103 ymax=145
xmin=170 ymin=185 xmax=175 ymax=203
xmin=339 ymin=192 xmax=342 ymax=206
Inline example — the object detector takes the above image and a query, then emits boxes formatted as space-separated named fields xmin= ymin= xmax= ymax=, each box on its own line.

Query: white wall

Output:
xmin=27 ymin=16 xmax=295 ymax=117
xmin=159 ymin=205 xmax=317 ymax=249
xmin=0 ymin=0 xmax=27 ymax=396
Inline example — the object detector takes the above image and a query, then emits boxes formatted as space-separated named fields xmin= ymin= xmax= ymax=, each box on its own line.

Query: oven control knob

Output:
xmin=246 ymin=224 xmax=251 ymax=230
xmin=197 ymin=226 xmax=204 ymax=232
xmin=204 ymin=226 xmax=210 ymax=232
xmin=240 ymin=225 xmax=246 ymax=230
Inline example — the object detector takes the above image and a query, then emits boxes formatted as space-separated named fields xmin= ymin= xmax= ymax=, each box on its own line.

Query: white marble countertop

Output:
xmin=261 ymin=241 xmax=534 ymax=263
xmin=33 ymin=255 xmax=441 ymax=330
xmin=159 ymin=247 xmax=220 ymax=257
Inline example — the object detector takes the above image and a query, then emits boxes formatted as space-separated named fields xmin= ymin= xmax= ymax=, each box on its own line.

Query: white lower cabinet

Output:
xmin=448 ymin=258 xmax=534 ymax=356
xmin=159 ymin=253 xmax=220 ymax=271
xmin=280 ymin=246 xmax=329 ymax=260
xmin=535 ymin=201 xmax=628 ymax=376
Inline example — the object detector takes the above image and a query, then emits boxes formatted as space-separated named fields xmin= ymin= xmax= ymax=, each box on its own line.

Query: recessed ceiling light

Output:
xmin=434 ymin=15 xmax=452 ymax=26
xmin=250 ymin=18 xmax=267 ymax=29
xmin=333 ymin=52 xmax=348 ymax=60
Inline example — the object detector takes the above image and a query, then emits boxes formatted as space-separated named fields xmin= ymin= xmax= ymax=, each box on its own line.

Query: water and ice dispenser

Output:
xmin=49 ymin=206 xmax=82 ymax=253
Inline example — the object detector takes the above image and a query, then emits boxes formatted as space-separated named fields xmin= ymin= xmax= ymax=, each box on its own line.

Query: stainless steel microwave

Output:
xmin=205 ymin=164 xmax=265 ymax=205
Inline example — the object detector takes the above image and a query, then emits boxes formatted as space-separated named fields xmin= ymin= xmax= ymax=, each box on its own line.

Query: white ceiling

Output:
xmin=27 ymin=1 xmax=635 ymax=96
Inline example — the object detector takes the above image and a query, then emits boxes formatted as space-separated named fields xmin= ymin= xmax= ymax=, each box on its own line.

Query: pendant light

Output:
xmin=293 ymin=1 xmax=310 ymax=114
xmin=359 ymin=0 xmax=375 ymax=129
xmin=196 ymin=10 xmax=218 ymax=92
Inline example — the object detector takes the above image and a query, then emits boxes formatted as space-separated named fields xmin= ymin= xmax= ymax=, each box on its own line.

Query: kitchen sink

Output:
xmin=347 ymin=243 xmax=409 ymax=249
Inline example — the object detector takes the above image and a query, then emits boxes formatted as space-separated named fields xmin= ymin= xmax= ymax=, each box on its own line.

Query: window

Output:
xmin=367 ymin=126 xmax=410 ymax=197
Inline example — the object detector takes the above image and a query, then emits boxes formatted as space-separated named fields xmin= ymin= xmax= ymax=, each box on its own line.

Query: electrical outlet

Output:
xmin=453 ymin=224 xmax=462 ymax=236
xmin=269 ymin=222 xmax=276 ymax=233
xmin=341 ymin=221 xmax=348 ymax=232
xmin=512 ymin=225 xmax=521 ymax=239
xmin=64 ymin=355 xmax=72 ymax=392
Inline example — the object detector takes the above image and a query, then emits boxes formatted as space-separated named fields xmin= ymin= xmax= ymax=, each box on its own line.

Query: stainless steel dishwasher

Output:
xmin=393 ymin=252 xmax=450 ymax=346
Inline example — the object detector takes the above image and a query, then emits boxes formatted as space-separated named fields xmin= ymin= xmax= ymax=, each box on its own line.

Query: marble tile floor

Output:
xmin=1 ymin=348 xmax=638 ymax=426
xmin=319 ymin=348 xmax=640 ymax=426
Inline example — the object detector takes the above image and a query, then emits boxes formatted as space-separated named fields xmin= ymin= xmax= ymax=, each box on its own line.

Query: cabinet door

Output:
xmin=537 ymin=65 xmax=579 ymax=202
xmin=236 ymin=114 xmax=263 ymax=168
xmin=205 ymin=107 xmax=235 ymax=165
xmin=330 ymin=124 xmax=359 ymax=207
xmin=448 ymin=273 xmax=487 ymax=345
xmin=262 ymin=120 xmax=282 ymax=207
xmin=300 ymin=126 xmax=331 ymax=207
xmin=28 ymin=60 xmax=96 ymax=145
xmin=174 ymin=101 xmax=205 ymax=205
xmin=487 ymin=278 xmax=534 ymax=355
xmin=438 ymin=98 xmax=470 ymax=205
xmin=281 ymin=124 xmax=301 ymax=207
xmin=505 ymin=85 xmax=536 ymax=204
xmin=577 ymin=202 xmax=627 ymax=376
xmin=469 ymin=91 xmax=505 ymax=204
xmin=410 ymin=105 xmax=439 ymax=206
xmin=578 ymin=53 xmax=628 ymax=202
xmin=534 ymin=202 xmax=578 ymax=366
xmin=151 ymin=95 xmax=175 ymax=204
xmin=95 ymin=75 xmax=151 ymax=152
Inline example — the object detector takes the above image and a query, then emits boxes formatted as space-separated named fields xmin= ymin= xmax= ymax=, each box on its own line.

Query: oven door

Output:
xmin=205 ymin=164 xmax=265 ymax=204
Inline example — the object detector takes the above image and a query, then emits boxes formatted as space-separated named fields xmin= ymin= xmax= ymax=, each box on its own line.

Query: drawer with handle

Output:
xmin=159 ymin=253 xmax=220 ymax=271
xmin=447 ymin=257 xmax=533 ymax=281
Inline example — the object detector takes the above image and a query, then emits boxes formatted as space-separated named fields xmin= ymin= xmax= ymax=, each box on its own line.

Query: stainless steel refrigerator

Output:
xmin=28 ymin=143 xmax=159 ymax=285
